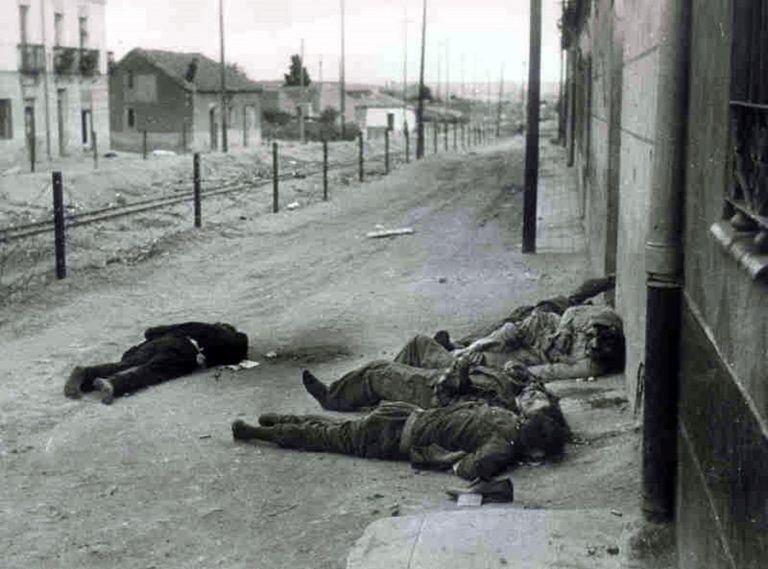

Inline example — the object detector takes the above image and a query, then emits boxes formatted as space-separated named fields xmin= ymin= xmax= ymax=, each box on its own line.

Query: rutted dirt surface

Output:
xmin=0 ymin=139 xmax=639 ymax=569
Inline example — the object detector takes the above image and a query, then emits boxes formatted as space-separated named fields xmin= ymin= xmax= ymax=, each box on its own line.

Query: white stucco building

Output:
xmin=0 ymin=0 xmax=109 ymax=169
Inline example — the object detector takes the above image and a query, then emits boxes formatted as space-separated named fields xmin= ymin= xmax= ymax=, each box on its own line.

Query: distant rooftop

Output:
xmin=122 ymin=48 xmax=262 ymax=93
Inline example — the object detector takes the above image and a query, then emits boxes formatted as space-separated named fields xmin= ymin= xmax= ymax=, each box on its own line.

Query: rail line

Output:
xmin=0 ymin=151 xmax=405 ymax=244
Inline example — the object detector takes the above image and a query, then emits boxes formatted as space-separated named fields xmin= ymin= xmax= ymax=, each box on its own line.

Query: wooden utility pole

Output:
xmin=402 ymin=8 xmax=408 ymax=128
xmin=496 ymin=63 xmax=504 ymax=137
xmin=340 ymin=0 xmax=346 ymax=136
xmin=444 ymin=41 xmax=450 ymax=117
xmin=416 ymin=0 xmax=427 ymax=159
xmin=219 ymin=0 xmax=228 ymax=152
xmin=522 ymin=0 xmax=542 ymax=253
xmin=299 ymin=38 xmax=306 ymax=143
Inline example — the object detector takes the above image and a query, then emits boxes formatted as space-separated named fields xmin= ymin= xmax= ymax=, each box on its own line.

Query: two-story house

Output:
xmin=0 ymin=0 xmax=109 ymax=169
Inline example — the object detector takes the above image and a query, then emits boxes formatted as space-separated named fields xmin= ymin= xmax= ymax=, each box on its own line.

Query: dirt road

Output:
xmin=0 ymin=139 xmax=638 ymax=569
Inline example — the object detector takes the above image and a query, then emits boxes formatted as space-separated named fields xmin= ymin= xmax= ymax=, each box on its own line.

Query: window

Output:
xmin=127 ymin=70 xmax=134 ymax=90
xmin=54 ymin=12 xmax=63 ymax=46
xmin=78 ymin=16 xmax=88 ymax=48
xmin=19 ymin=4 xmax=29 ymax=44
xmin=387 ymin=112 xmax=395 ymax=131
xmin=726 ymin=0 xmax=768 ymax=250
xmin=0 ymin=100 xmax=12 ymax=139
xmin=126 ymin=108 xmax=136 ymax=129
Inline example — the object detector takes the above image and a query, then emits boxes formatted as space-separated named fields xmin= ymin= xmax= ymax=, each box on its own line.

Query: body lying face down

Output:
xmin=233 ymin=386 xmax=569 ymax=481
xmin=64 ymin=322 xmax=248 ymax=404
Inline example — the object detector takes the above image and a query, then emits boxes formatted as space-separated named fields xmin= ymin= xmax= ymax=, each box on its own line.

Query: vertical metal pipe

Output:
xmin=92 ymin=130 xmax=98 ymax=169
xmin=193 ymin=153 xmax=201 ymax=227
xmin=323 ymin=139 xmax=329 ymax=201
xmin=642 ymin=0 xmax=690 ymax=523
xmin=272 ymin=142 xmax=279 ymax=213
xmin=358 ymin=132 xmax=364 ymax=182
xmin=142 ymin=130 xmax=148 ymax=160
xmin=522 ymin=0 xmax=542 ymax=253
xmin=52 ymin=171 xmax=66 ymax=279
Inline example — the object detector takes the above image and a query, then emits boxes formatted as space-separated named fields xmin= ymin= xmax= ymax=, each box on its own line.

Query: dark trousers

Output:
xmin=79 ymin=336 xmax=199 ymax=397
xmin=241 ymin=403 xmax=418 ymax=459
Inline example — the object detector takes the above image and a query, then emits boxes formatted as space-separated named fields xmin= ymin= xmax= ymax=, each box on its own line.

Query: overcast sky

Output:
xmin=106 ymin=0 xmax=564 ymax=87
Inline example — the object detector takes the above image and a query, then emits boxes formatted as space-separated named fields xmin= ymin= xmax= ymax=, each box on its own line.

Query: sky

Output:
xmin=106 ymin=0 xmax=564 ymax=89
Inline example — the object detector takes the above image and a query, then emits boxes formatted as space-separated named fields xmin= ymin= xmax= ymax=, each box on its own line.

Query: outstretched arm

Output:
xmin=527 ymin=358 xmax=606 ymax=381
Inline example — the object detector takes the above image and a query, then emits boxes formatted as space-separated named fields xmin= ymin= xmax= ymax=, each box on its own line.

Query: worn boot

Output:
xmin=302 ymin=370 xmax=328 ymax=407
xmin=64 ymin=367 xmax=87 ymax=399
xmin=232 ymin=419 xmax=275 ymax=442
xmin=92 ymin=378 xmax=115 ymax=405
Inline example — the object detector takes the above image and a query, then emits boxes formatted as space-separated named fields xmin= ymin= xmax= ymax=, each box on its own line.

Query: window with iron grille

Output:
xmin=727 ymin=0 xmax=768 ymax=253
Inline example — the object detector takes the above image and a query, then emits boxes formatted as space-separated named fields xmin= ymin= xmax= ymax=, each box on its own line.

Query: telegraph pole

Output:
xmin=219 ymin=0 xmax=228 ymax=152
xmin=444 ymin=41 xmax=450 ymax=117
xmin=496 ymin=63 xmax=504 ymax=137
xmin=522 ymin=0 xmax=542 ymax=253
xmin=299 ymin=38 xmax=306 ymax=143
xmin=416 ymin=0 xmax=427 ymax=159
xmin=402 ymin=8 xmax=408 ymax=127
xmin=340 ymin=0 xmax=346 ymax=136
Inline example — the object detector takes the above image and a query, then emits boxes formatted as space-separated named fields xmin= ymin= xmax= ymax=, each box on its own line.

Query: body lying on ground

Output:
xmin=64 ymin=322 xmax=248 ymax=404
xmin=300 ymin=302 xmax=624 ymax=412
xmin=232 ymin=392 xmax=569 ymax=481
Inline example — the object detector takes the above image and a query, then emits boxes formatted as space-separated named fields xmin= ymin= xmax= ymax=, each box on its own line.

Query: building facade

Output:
xmin=562 ymin=1 xmax=767 ymax=567
xmin=109 ymin=48 xmax=262 ymax=153
xmin=0 ymin=0 xmax=109 ymax=169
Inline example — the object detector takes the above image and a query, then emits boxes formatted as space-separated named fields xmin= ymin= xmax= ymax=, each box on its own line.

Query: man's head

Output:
xmin=518 ymin=413 xmax=567 ymax=459
xmin=585 ymin=319 xmax=625 ymax=373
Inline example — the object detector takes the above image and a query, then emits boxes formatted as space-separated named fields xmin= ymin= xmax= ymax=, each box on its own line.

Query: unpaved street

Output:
xmin=0 ymin=140 xmax=638 ymax=569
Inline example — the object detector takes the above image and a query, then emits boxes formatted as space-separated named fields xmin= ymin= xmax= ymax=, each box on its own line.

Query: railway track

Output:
xmin=0 ymin=151 xmax=404 ymax=244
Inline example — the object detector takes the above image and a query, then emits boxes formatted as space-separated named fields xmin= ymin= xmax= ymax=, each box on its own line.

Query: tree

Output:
xmin=284 ymin=54 xmax=311 ymax=87
xmin=408 ymin=84 xmax=433 ymax=102
xmin=319 ymin=107 xmax=339 ymax=125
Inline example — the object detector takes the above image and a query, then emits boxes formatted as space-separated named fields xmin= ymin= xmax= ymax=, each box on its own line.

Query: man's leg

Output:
xmin=303 ymin=362 xmax=442 ymax=411
xmin=232 ymin=416 xmax=358 ymax=455
xmin=64 ymin=362 xmax=131 ymax=398
xmin=394 ymin=335 xmax=456 ymax=369
xmin=97 ymin=355 xmax=196 ymax=404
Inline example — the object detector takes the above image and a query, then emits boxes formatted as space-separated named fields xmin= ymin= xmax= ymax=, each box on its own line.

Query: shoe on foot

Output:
xmin=64 ymin=367 xmax=86 ymax=399
xmin=258 ymin=413 xmax=280 ymax=427
xmin=232 ymin=419 xmax=251 ymax=440
xmin=302 ymin=370 xmax=328 ymax=407
xmin=93 ymin=378 xmax=115 ymax=405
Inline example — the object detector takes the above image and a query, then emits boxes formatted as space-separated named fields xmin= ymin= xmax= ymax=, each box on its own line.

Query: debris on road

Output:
xmin=223 ymin=359 xmax=261 ymax=371
xmin=456 ymin=493 xmax=483 ymax=507
xmin=286 ymin=201 xmax=300 ymax=210
xmin=365 ymin=228 xmax=414 ymax=239
xmin=265 ymin=351 xmax=278 ymax=360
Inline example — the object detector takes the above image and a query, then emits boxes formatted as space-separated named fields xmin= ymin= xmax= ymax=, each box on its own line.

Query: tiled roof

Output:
xmin=124 ymin=48 xmax=262 ymax=93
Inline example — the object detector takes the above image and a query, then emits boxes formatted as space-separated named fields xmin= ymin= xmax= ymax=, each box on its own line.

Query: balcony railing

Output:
xmin=78 ymin=48 xmax=100 ymax=76
xmin=18 ymin=43 xmax=45 ymax=74
xmin=728 ymin=101 xmax=768 ymax=252
xmin=53 ymin=46 xmax=78 ymax=75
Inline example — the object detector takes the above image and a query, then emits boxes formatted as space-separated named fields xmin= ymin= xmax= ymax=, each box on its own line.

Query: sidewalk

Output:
xmin=344 ymin=142 xmax=641 ymax=569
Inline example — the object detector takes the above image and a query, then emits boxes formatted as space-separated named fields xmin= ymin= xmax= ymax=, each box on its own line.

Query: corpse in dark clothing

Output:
xmin=64 ymin=322 xmax=248 ymax=404
xmin=232 ymin=400 xmax=567 ymax=481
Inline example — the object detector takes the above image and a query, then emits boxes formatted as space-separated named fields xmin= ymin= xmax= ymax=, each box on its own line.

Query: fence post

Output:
xmin=52 ymin=171 xmax=66 ymax=279
xmin=385 ymin=129 xmax=390 ymax=174
xmin=443 ymin=121 xmax=448 ymax=152
xmin=405 ymin=124 xmax=410 ymax=163
xmin=193 ymin=152 xmax=201 ymax=227
xmin=272 ymin=142 xmax=279 ymax=213
xmin=433 ymin=122 xmax=438 ymax=154
xmin=29 ymin=135 xmax=36 ymax=173
xmin=358 ymin=132 xmax=364 ymax=182
xmin=453 ymin=121 xmax=458 ymax=151
xmin=323 ymin=139 xmax=329 ymax=201
xmin=142 ymin=130 xmax=148 ymax=160
xmin=92 ymin=130 xmax=98 ymax=169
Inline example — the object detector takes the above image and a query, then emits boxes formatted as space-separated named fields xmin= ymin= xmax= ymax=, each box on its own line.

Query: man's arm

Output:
xmin=143 ymin=322 xmax=209 ymax=341
xmin=527 ymin=358 xmax=606 ymax=381
xmin=409 ymin=444 xmax=468 ymax=470
xmin=451 ymin=435 xmax=516 ymax=481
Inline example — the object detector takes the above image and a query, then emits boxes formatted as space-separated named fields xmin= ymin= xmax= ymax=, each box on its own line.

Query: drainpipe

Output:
xmin=642 ymin=0 xmax=690 ymax=523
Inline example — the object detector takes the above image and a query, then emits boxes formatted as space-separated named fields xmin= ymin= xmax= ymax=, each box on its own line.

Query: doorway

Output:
xmin=24 ymin=99 xmax=36 ymax=165
xmin=209 ymin=107 xmax=218 ymax=150
xmin=57 ymin=89 xmax=67 ymax=156
xmin=81 ymin=109 xmax=92 ymax=148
